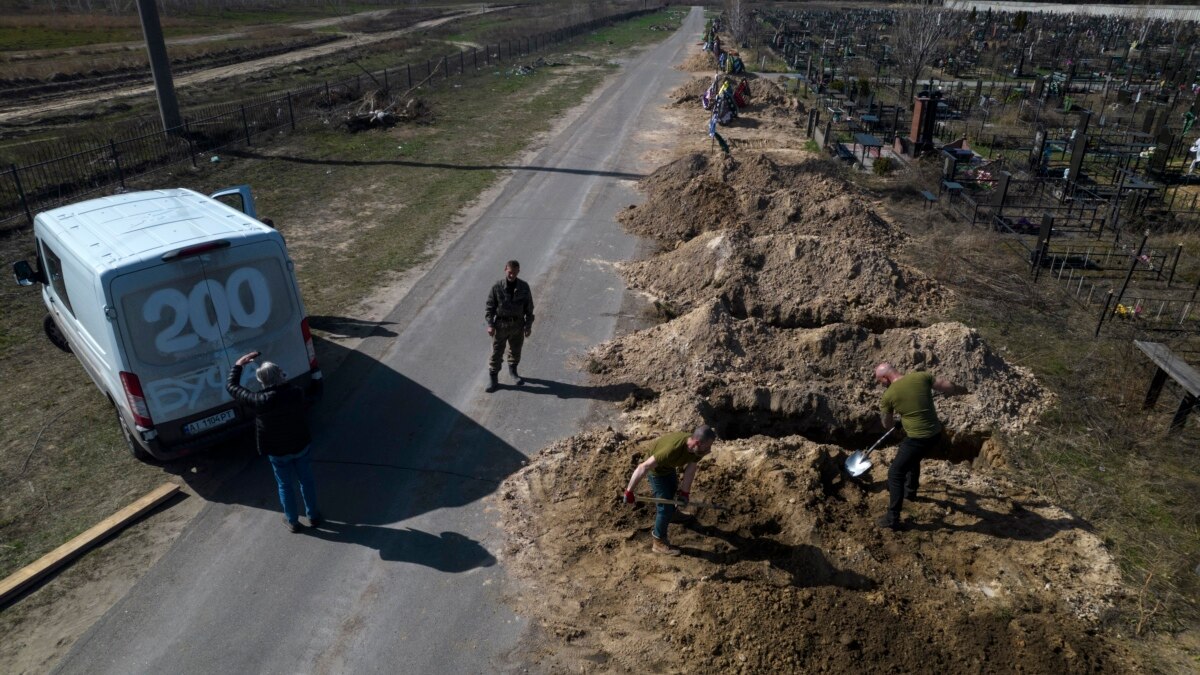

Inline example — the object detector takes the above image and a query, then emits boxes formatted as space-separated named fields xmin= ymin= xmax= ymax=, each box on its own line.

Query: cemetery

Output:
xmin=761 ymin=4 xmax=1200 ymax=344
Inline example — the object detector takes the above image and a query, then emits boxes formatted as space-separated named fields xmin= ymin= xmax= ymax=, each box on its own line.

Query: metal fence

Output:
xmin=0 ymin=8 xmax=656 ymax=234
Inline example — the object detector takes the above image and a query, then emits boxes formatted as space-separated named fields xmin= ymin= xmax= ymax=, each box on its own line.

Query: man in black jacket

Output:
xmin=227 ymin=351 xmax=320 ymax=533
xmin=484 ymin=260 xmax=535 ymax=393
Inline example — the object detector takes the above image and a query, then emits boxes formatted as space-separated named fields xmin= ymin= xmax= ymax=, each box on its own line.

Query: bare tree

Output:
xmin=723 ymin=0 xmax=751 ymax=47
xmin=1130 ymin=2 xmax=1153 ymax=50
xmin=892 ymin=2 xmax=952 ymax=106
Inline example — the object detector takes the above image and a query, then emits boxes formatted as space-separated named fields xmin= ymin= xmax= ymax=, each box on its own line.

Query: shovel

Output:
xmin=844 ymin=425 xmax=899 ymax=478
xmin=624 ymin=494 xmax=729 ymax=511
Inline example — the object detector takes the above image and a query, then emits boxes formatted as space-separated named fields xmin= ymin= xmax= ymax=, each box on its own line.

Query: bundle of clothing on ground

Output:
xmin=701 ymin=74 xmax=751 ymax=126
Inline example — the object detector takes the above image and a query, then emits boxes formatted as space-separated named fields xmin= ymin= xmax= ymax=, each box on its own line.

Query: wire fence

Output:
xmin=0 ymin=8 xmax=656 ymax=234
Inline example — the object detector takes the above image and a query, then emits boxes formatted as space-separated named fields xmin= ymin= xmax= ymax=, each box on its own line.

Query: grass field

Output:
xmin=0 ymin=5 xmax=681 ymax=585
xmin=0 ymin=4 xmax=413 ymax=51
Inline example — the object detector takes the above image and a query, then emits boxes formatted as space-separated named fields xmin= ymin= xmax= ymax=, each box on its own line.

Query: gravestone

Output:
xmin=1068 ymin=131 xmax=1088 ymax=188
xmin=1142 ymin=108 xmax=1157 ymax=135
xmin=1030 ymin=128 xmax=1047 ymax=172
xmin=1149 ymin=129 xmax=1173 ymax=173
xmin=909 ymin=94 xmax=938 ymax=157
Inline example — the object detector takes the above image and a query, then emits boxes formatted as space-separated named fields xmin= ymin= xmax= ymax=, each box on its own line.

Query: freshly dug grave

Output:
xmin=619 ymin=152 xmax=897 ymax=247
xmin=588 ymin=301 xmax=1051 ymax=450
xmin=620 ymin=228 xmax=948 ymax=330
xmin=497 ymin=429 xmax=1135 ymax=674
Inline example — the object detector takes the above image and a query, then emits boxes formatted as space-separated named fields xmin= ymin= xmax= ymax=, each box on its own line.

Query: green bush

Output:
xmin=872 ymin=157 xmax=894 ymax=175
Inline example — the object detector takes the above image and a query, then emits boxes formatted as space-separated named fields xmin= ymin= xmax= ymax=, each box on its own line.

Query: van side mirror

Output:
xmin=12 ymin=260 xmax=42 ymax=287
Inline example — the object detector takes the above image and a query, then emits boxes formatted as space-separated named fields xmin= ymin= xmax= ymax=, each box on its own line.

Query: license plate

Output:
xmin=183 ymin=409 xmax=236 ymax=435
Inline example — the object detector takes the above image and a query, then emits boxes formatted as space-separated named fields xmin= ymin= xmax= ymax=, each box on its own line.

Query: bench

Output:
xmin=1135 ymin=340 xmax=1200 ymax=432
xmin=833 ymin=143 xmax=856 ymax=163
xmin=919 ymin=190 xmax=937 ymax=209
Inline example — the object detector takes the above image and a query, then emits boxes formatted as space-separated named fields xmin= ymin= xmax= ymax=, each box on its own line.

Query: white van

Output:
xmin=12 ymin=186 xmax=321 ymax=461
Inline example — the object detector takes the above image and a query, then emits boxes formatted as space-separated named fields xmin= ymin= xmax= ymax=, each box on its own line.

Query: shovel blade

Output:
xmin=845 ymin=451 xmax=872 ymax=477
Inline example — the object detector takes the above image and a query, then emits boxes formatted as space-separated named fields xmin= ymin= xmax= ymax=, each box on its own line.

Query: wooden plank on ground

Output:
xmin=0 ymin=482 xmax=179 ymax=607
xmin=1135 ymin=340 xmax=1200 ymax=397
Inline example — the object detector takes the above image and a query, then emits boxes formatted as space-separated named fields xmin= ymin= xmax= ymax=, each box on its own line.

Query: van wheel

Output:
xmin=113 ymin=401 xmax=154 ymax=463
xmin=43 ymin=314 xmax=71 ymax=353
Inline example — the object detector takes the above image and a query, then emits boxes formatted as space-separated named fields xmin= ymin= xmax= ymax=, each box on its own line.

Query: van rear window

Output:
xmin=41 ymin=242 xmax=75 ymax=317
xmin=117 ymin=249 xmax=298 ymax=367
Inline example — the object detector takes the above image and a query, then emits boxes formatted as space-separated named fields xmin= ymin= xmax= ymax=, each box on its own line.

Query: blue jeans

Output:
xmin=268 ymin=446 xmax=319 ymax=524
xmin=648 ymin=472 xmax=679 ymax=543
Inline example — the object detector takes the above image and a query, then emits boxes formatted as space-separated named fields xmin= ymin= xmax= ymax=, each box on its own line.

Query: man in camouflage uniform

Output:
xmin=484 ymin=260 xmax=535 ymax=393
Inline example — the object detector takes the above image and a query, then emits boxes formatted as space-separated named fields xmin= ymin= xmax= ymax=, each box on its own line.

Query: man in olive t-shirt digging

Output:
xmin=873 ymin=362 xmax=964 ymax=531
xmin=622 ymin=426 xmax=717 ymax=556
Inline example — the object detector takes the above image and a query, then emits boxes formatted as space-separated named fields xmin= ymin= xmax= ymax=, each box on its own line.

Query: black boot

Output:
xmin=509 ymin=364 xmax=525 ymax=386
xmin=486 ymin=371 xmax=499 ymax=393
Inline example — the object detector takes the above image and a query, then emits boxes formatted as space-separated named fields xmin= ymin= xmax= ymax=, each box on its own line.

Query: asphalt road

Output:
xmin=54 ymin=8 xmax=701 ymax=675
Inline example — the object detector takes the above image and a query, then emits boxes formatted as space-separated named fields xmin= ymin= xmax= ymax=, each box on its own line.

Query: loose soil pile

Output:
xmin=498 ymin=430 xmax=1134 ymax=673
xmin=677 ymin=51 xmax=719 ymax=73
xmin=498 ymin=37 xmax=1130 ymax=674
xmin=621 ymin=229 xmax=942 ymax=330
xmin=588 ymin=300 xmax=1049 ymax=451
xmin=619 ymin=152 xmax=899 ymax=247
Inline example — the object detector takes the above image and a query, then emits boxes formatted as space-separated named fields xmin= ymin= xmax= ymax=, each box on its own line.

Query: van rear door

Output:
xmin=208 ymin=186 xmax=257 ymax=219
xmin=110 ymin=237 xmax=308 ymax=442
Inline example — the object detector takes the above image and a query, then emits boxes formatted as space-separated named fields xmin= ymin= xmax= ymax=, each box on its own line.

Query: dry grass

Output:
xmin=0 ymin=29 xmax=321 ymax=82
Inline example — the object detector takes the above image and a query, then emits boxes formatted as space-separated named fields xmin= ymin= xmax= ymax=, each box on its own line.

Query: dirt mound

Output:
xmin=678 ymin=50 xmax=718 ymax=72
xmin=667 ymin=70 xmax=794 ymax=119
xmin=739 ymin=76 xmax=793 ymax=116
xmin=621 ymin=228 xmax=947 ymax=330
xmin=618 ymin=153 xmax=742 ymax=243
xmin=670 ymin=74 xmax=716 ymax=107
xmin=620 ymin=152 xmax=898 ymax=246
xmin=589 ymin=301 xmax=1050 ymax=447
xmin=497 ymin=430 xmax=1134 ymax=673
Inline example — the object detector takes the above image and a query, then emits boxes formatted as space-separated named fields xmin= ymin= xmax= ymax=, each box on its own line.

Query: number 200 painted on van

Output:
xmin=13 ymin=186 xmax=321 ymax=462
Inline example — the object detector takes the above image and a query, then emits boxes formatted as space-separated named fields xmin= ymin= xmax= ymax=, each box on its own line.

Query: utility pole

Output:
xmin=136 ymin=0 xmax=182 ymax=132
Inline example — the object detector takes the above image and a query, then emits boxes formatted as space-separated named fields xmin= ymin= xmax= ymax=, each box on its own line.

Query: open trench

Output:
xmin=696 ymin=390 xmax=989 ymax=464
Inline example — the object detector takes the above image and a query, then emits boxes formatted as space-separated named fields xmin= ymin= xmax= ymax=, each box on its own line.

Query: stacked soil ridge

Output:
xmin=497 ymin=51 xmax=1128 ymax=672
xmin=588 ymin=300 xmax=1049 ymax=448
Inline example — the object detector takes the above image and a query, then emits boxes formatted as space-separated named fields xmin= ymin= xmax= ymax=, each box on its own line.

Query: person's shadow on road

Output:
xmin=307 ymin=315 xmax=398 ymax=339
xmin=305 ymin=523 xmax=496 ymax=572
xmin=166 ymin=333 xmax=524 ymax=575
xmin=492 ymin=375 xmax=652 ymax=402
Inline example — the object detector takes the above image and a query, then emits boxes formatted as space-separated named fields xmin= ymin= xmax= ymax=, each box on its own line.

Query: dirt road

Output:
xmin=0 ymin=6 xmax=501 ymax=125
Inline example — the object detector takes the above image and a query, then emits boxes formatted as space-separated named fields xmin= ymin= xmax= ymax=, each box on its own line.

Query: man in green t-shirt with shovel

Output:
xmin=622 ymin=425 xmax=717 ymax=556
xmin=870 ymin=362 xmax=964 ymax=531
